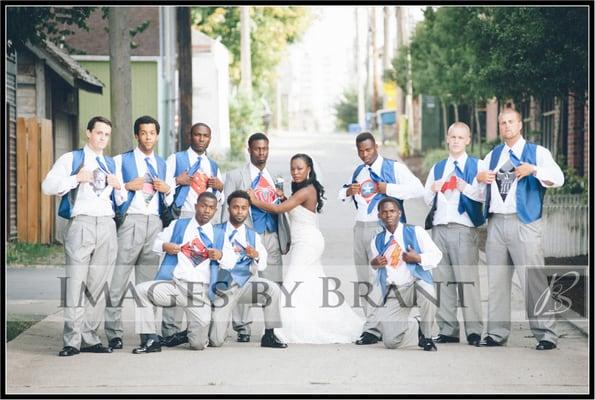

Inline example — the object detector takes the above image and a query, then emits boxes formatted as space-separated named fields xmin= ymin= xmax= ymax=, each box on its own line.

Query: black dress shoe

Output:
xmin=132 ymin=338 xmax=162 ymax=354
xmin=467 ymin=333 xmax=481 ymax=347
xmin=162 ymin=330 xmax=189 ymax=347
xmin=108 ymin=337 xmax=123 ymax=350
xmin=420 ymin=338 xmax=438 ymax=351
xmin=237 ymin=334 xmax=251 ymax=343
xmin=355 ymin=332 xmax=379 ymax=345
xmin=58 ymin=346 xmax=80 ymax=357
xmin=480 ymin=335 xmax=504 ymax=347
xmin=80 ymin=343 xmax=113 ymax=353
xmin=260 ymin=333 xmax=288 ymax=348
xmin=536 ymin=340 xmax=557 ymax=350
xmin=433 ymin=334 xmax=460 ymax=344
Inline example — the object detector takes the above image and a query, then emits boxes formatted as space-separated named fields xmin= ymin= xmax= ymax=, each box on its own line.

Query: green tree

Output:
xmin=333 ymin=88 xmax=359 ymax=131
xmin=192 ymin=6 xmax=312 ymax=96
xmin=7 ymin=6 xmax=94 ymax=50
xmin=471 ymin=7 xmax=588 ymax=100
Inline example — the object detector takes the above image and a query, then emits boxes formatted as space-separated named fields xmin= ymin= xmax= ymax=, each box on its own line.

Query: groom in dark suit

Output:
xmin=222 ymin=132 xmax=285 ymax=342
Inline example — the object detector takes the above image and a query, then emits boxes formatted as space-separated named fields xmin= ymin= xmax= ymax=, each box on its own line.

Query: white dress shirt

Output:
xmin=114 ymin=147 xmax=174 ymax=215
xmin=338 ymin=155 xmax=425 ymax=222
xmin=248 ymin=162 xmax=276 ymax=191
xmin=369 ymin=224 xmax=442 ymax=286
xmin=152 ymin=219 xmax=215 ymax=284
xmin=165 ymin=147 xmax=224 ymax=213
xmin=479 ymin=137 xmax=564 ymax=215
xmin=41 ymin=145 xmax=122 ymax=217
xmin=248 ymin=162 xmax=279 ymax=218
xmin=423 ymin=153 xmax=484 ymax=227
xmin=218 ymin=222 xmax=268 ymax=272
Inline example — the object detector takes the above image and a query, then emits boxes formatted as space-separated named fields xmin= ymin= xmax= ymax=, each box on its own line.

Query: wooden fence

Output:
xmin=16 ymin=117 xmax=54 ymax=244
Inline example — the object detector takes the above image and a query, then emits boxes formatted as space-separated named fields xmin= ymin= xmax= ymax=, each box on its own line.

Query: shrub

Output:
xmin=228 ymin=94 xmax=261 ymax=160
xmin=549 ymin=164 xmax=588 ymax=195
xmin=333 ymin=88 xmax=358 ymax=132
xmin=422 ymin=147 xmax=449 ymax=176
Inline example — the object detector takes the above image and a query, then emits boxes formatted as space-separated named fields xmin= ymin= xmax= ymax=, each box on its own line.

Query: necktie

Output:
xmin=453 ymin=160 xmax=466 ymax=214
xmin=197 ymin=226 xmax=213 ymax=248
xmin=377 ymin=234 xmax=395 ymax=298
xmin=453 ymin=160 xmax=464 ymax=178
xmin=229 ymin=229 xmax=238 ymax=242
xmin=96 ymin=156 xmax=109 ymax=173
xmin=251 ymin=171 xmax=263 ymax=189
xmin=367 ymin=166 xmax=383 ymax=183
xmin=508 ymin=149 xmax=522 ymax=168
xmin=144 ymin=157 xmax=158 ymax=178
xmin=189 ymin=156 xmax=202 ymax=176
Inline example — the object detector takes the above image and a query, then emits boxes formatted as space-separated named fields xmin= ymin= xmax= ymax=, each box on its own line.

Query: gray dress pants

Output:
xmin=63 ymin=215 xmax=117 ymax=349
xmin=485 ymin=214 xmax=557 ymax=344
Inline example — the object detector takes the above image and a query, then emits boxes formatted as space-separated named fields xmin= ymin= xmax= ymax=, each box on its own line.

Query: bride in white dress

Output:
xmin=248 ymin=153 xmax=364 ymax=343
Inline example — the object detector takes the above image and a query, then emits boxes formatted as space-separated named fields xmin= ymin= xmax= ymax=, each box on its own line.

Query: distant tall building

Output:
xmin=278 ymin=6 xmax=355 ymax=133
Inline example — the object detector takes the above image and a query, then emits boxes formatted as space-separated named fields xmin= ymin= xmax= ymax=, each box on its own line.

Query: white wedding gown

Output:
xmin=276 ymin=205 xmax=364 ymax=344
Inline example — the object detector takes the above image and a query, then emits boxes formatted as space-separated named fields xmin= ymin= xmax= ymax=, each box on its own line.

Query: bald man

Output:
xmin=424 ymin=122 xmax=485 ymax=347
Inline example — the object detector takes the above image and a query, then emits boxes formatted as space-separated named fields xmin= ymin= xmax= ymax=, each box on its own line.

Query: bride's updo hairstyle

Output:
xmin=290 ymin=153 xmax=326 ymax=213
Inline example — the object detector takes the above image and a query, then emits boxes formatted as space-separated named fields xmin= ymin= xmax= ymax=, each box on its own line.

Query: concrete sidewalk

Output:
xmin=5 ymin=131 xmax=589 ymax=395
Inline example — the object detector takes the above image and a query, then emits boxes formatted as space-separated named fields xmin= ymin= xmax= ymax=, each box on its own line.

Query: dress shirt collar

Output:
xmin=83 ymin=144 xmax=103 ymax=159
xmin=383 ymin=224 xmax=403 ymax=244
xmin=504 ymin=136 xmax=526 ymax=158
xmin=368 ymin=154 xmax=385 ymax=173
xmin=448 ymin=152 xmax=468 ymax=166
xmin=134 ymin=146 xmax=155 ymax=161
xmin=192 ymin=219 xmax=214 ymax=237
xmin=249 ymin=162 xmax=269 ymax=179
xmin=187 ymin=146 xmax=205 ymax=162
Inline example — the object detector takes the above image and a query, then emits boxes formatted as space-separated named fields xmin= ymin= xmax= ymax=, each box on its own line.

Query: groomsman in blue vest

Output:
xmin=424 ymin=122 xmax=485 ymax=347
xmin=163 ymin=122 xmax=224 ymax=341
xmin=339 ymin=132 xmax=425 ymax=345
xmin=476 ymin=108 xmax=564 ymax=350
xmin=104 ymin=115 xmax=175 ymax=350
xmin=369 ymin=197 xmax=442 ymax=350
xmin=166 ymin=122 xmax=224 ymax=220
xmin=222 ymin=133 xmax=285 ymax=343
xmin=131 ymin=192 xmax=222 ymax=353
xmin=42 ymin=116 xmax=122 ymax=356
xmin=209 ymin=190 xmax=287 ymax=348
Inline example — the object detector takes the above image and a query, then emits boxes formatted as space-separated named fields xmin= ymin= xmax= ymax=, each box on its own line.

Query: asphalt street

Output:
xmin=5 ymin=130 xmax=589 ymax=395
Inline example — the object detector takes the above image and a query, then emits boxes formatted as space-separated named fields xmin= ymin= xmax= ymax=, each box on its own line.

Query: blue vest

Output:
xmin=154 ymin=218 xmax=192 ymax=281
xmin=485 ymin=143 xmax=544 ymax=224
xmin=374 ymin=225 xmax=433 ymax=298
xmin=351 ymin=158 xmax=406 ymax=223
xmin=208 ymin=223 xmax=257 ymax=301
xmin=433 ymin=157 xmax=485 ymax=227
xmin=173 ymin=151 xmax=220 ymax=209
xmin=58 ymin=149 xmax=116 ymax=219
xmin=116 ymin=150 xmax=167 ymax=218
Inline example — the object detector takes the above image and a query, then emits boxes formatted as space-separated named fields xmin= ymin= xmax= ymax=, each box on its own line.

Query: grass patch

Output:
xmin=6 ymin=314 xmax=45 ymax=342
xmin=6 ymin=241 xmax=63 ymax=265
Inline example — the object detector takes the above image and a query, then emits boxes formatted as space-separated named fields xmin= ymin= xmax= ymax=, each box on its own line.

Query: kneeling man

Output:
xmin=132 ymin=192 xmax=221 ymax=353
xmin=209 ymin=190 xmax=287 ymax=348
xmin=370 ymin=197 xmax=443 ymax=350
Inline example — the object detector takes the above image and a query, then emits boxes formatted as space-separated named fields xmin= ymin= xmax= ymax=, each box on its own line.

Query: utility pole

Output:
xmin=355 ymin=7 xmax=366 ymax=130
xmin=370 ymin=7 xmax=378 ymax=113
xmin=108 ymin=7 xmax=133 ymax=154
xmin=395 ymin=6 xmax=407 ymax=116
xmin=240 ymin=6 xmax=252 ymax=98
xmin=176 ymin=6 xmax=192 ymax=150
xmin=383 ymin=6 xmax=391 ymax=71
